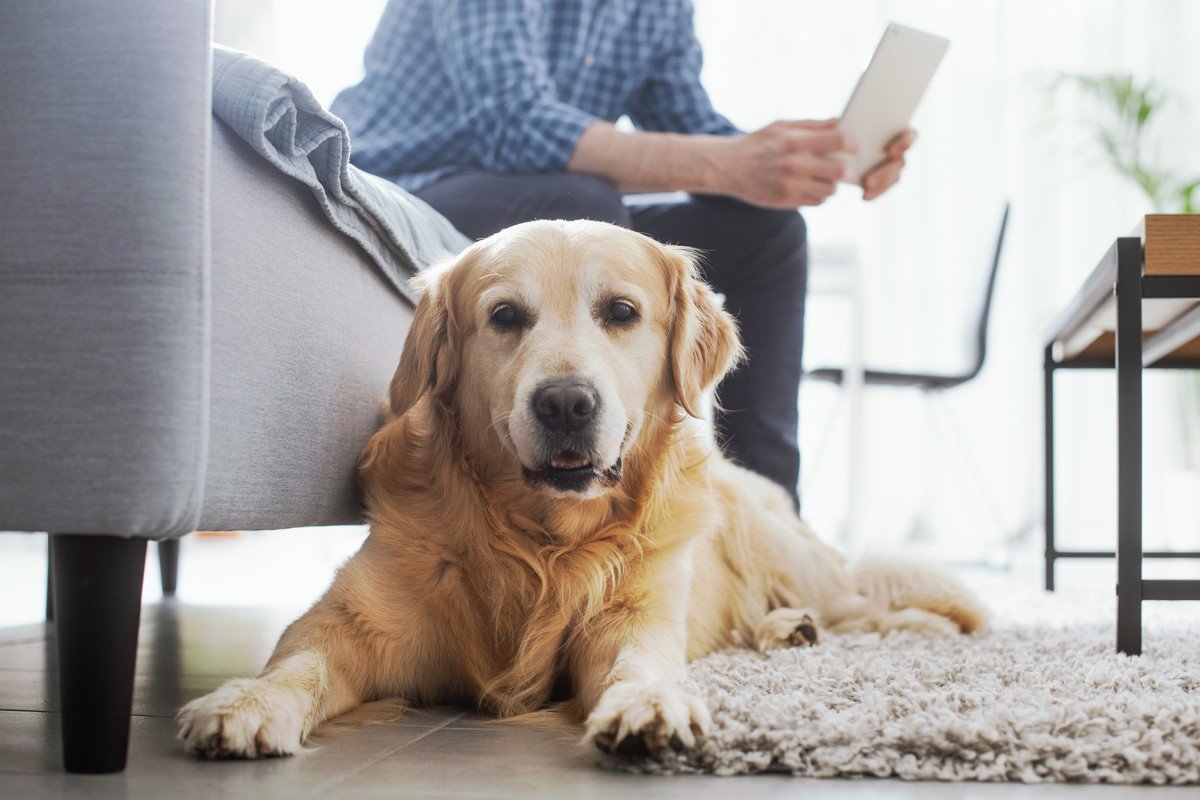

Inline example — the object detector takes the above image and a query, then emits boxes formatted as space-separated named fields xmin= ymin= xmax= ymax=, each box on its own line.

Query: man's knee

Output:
xmin=774 ymin=210 xmax=807 ymax=251
xmin=689 ymin=198 xmax=807 ymax=270
xmin=730 ymin=206 xmax=807 ymax=292
xmin=533 ymin=174 xmax=632 ymax=227
xmin=745 ymin=207 xmax=807 ymax=261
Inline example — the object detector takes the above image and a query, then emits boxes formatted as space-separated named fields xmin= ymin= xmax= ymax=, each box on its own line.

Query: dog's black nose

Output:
xmin=533 ymin=381 xmax=599 ymax=433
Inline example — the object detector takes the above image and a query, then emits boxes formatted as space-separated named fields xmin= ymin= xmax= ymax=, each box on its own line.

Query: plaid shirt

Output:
xmin=331 ymin=0 xmax=739 ymax=192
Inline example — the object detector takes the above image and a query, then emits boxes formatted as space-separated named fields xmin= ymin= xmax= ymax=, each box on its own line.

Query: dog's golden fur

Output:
xmin=178 ymin=220 xmax=986 ymax=759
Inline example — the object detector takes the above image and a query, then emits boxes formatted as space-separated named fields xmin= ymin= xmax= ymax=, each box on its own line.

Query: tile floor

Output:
xmin=0 ymin=531 xmax=1194 ymax=798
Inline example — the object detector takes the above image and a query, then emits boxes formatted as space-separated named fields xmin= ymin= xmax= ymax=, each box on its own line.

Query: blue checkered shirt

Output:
xmin=330 ymin=0 xmax=739 ymax=193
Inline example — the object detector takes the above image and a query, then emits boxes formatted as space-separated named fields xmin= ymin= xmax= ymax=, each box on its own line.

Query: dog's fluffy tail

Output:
xmin=851 ymin=556 xmax=990 ymax=634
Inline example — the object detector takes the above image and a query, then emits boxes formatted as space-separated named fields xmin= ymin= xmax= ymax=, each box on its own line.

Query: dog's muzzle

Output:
xmin=521 ymin=379 xmax=621 ymax=493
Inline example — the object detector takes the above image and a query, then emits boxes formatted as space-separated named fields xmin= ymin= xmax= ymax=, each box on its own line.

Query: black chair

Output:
xmin=804 ymin=203 xmax=1011 ymax=539
xmin=807 ymin=203 xmax=1010 ymax=391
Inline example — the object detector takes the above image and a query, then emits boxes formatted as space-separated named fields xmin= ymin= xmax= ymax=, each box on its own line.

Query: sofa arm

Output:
xmin=0 ymin=0 xmax=212 ymax=536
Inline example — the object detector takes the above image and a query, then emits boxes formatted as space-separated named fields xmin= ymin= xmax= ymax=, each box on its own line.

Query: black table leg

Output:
xmin=51 ymin=534 xmax=147 ymax=773
xmin=1115 ymin=237 xmax=1144 ymax=656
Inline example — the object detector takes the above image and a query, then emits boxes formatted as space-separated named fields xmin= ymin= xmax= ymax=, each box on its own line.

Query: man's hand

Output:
xmin=861 ymin=128 xmax=916 ymax=201
xmin=716 ymin=119 xmax=856 ymax=209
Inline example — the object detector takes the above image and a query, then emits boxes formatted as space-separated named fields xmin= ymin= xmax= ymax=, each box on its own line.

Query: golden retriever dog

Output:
xmin=178 ymin=219 xmax=986 ymax=759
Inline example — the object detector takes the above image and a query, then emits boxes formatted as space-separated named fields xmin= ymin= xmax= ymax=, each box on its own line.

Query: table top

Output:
xmin=1046 ymin=215 xmax=1200 ymax=368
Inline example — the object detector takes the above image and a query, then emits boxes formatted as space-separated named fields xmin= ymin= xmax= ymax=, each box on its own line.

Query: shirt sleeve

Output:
xmin=626 ymin=0 xmax=740 ymax=137
xmin=430 ymin=0 xmax=600 ymax=174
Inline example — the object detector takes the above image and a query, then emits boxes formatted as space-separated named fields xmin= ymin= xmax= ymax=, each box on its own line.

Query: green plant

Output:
xmin=1056 ymin=73 xmax=1199 ymax=213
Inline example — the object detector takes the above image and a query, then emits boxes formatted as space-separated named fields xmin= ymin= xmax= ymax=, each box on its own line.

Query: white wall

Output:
xmin=214 ymin=0 xmax=387 ymax=105
xmin=692 ymin=0 xmax=1200 ymax=560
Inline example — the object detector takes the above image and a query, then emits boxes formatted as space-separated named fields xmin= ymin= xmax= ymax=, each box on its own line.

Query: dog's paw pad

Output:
xmin=176 ymin=678 xmax=306 ymax=759
xmin=787 ymin=615 xmax=819 ymax=646
xmin=585 ymin=681 xmax=710 ymax=758
xmin=755 ymin=607 xmax=821 ymax=652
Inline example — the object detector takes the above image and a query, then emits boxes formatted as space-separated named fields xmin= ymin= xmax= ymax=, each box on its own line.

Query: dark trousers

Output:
xmin=416 ymin=172 xmax=807 ymax=508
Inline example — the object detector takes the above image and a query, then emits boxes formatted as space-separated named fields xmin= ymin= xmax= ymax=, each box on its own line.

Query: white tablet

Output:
xmin=837 ymin=23 xmax=949 ymax=185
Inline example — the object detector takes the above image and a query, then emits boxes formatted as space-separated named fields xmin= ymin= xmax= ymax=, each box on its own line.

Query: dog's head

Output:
xmin=387 ymin=220 xmax=741 ymax=499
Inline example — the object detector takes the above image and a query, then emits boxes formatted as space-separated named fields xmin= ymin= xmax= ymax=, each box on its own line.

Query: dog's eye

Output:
xmin=604 ymin=299 xmax=638 ymax=326
xmin=490 ymin=303 xmax=525 ymax=330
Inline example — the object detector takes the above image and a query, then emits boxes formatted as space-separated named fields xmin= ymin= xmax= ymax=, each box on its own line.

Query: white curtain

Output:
xmin=692 ymin=0 xmax=1200 ymax=560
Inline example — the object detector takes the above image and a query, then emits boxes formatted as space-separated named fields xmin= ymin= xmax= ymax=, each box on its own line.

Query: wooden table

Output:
xmin=1043 ymin=215 xmax=1200 ymax=654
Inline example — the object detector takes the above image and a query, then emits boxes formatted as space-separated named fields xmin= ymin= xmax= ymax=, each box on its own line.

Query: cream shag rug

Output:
xmin=620 ymin=588 xmax=1200 ymax=784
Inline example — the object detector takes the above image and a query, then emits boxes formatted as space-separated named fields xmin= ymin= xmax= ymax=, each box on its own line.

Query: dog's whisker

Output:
xmin=487 ymin=411 xmax=514 ymax=435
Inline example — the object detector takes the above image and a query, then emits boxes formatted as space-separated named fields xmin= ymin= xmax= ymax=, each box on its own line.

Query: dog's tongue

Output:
xmin=550 ymin=451 xmax=589 ymax=470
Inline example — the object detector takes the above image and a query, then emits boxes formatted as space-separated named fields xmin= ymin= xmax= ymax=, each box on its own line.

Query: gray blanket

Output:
xmin=211 ymin=46 xmax=471 ymax=304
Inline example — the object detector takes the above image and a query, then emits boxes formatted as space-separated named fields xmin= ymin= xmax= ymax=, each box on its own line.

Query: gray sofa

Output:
xmin=0 ymin=0 xmax=415 ymax=773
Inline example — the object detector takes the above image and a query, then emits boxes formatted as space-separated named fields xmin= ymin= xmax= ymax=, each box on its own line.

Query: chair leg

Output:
xmin=45 ymin=534 xmax=55 ymax=620
xmin=157 ymin=538 xmax=180 ymax=596
xmin=798 ymin=386 xmax=847 ymax=506
xmin=51 ymin=534 xmax=147 ymax=773
xmin=929 ymin=393 xmax=1010 ymax=542
xmin=1043 ymin=350 xmax=1057 ymax=592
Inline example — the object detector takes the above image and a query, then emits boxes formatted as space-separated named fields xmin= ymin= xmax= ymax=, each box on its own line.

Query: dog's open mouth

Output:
xmin=550 ymin=451 xmax=590 ymax=470
xmin=522 ymin=450 xmax=623 ymax=493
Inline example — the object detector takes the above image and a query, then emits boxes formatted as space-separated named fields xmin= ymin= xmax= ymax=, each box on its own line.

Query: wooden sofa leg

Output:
xmin=157 ymin=538 xmax=180 ymax=595
xmin=51 ymin=534 xmax=147 ymax=773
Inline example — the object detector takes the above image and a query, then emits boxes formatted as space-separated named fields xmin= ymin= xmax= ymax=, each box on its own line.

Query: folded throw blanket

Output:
xmin=211 ymin=46 xmax=471 ymax=304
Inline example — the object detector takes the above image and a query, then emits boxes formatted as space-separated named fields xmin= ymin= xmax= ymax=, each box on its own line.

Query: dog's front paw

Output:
xmin=584 ymin=680 xmax=710 ymax=757
xmin=754 ymin=607 xmax=820 ymax=652
xmin=177 ymin=678 xmax=308 ymax=759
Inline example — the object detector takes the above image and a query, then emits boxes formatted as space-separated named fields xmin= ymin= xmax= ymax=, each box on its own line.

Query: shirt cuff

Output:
xmin=477 ymin=94 xmax=600 ymax=173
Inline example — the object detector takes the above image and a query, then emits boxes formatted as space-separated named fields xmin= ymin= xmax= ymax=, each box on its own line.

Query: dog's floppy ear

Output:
xmin=387 ymin=262 xmax=461 ymax=416
xmin=665 ymin=246 xmax=744 ymax=418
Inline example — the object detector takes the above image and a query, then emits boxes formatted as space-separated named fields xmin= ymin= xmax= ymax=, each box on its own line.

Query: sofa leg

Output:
xmin=46 ymin=535 xmax=55 ymax=620
xmin=157 ymin=538 xmax=180 ymax=595
xmin=51 ymin=534 xmax=147 ymax=773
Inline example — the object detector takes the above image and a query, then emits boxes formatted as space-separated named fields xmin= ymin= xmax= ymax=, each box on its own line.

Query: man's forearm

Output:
xmin=567 ymin=122 xmax=735 ymax=196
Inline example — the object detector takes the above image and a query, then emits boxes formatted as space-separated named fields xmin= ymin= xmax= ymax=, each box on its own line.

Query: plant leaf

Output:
xmin=1179 ymin=179 xmax=1200 ymax=215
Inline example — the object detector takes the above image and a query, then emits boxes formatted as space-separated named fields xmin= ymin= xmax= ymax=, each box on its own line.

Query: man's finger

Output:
xmin=863 ymin=161 xmax=898 ymax=188
xmin=806 ymin=189 xmax=835 ymax=206
xmin=792 ymin=117 xmax=840 ymax=130
xmin=798 ymin=154 xmax=846 ymax=182
xmin=779 ymin=178 xmax=826 ymax=207
xmin=863 ymin=173 xmax=898 ymax=199
xmin=791 ymin=128 xmax=857 ymax=155
xmin=799 ymin=177 xmax=837 ymax=205
xmin=864 ymin=154 xmax=904 ymax=181
xmin=885 ymin=128 xmax=917 ymax=157
xmin=863 ymin=160 xmax=902 ymax=200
